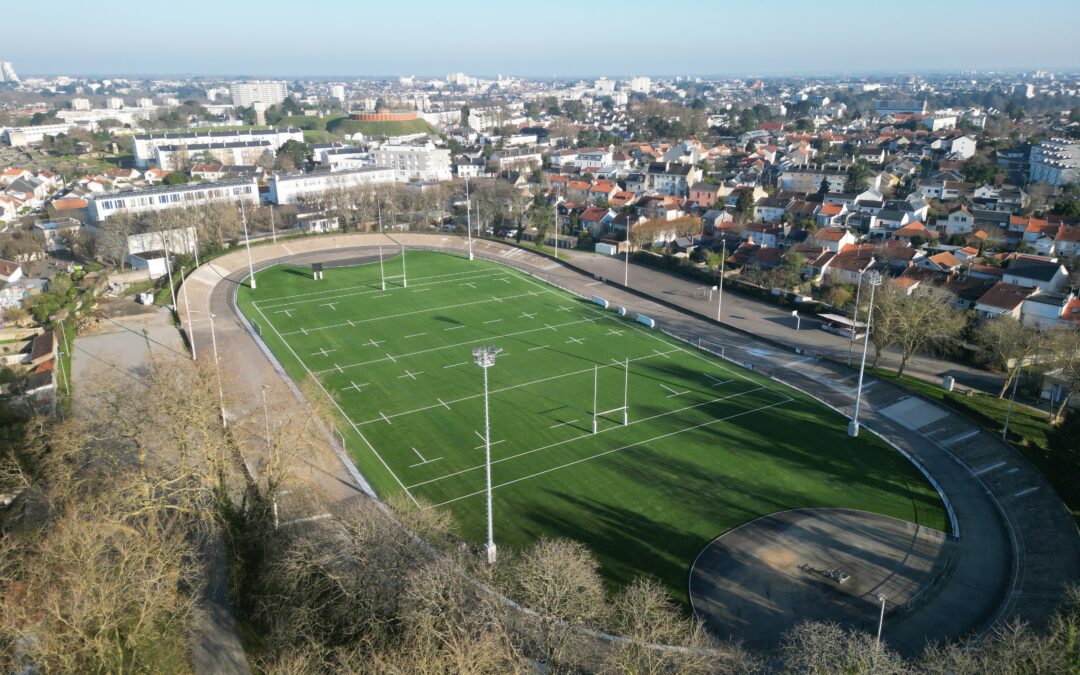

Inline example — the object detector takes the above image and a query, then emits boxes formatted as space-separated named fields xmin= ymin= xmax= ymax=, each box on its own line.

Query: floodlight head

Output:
xmin=472 ymin=345 xmax=502 ymax=368
xmin=876 ymin=593 xmax=887 ymax=602
xmin=867 ymin=270 xmax=884 ymax=287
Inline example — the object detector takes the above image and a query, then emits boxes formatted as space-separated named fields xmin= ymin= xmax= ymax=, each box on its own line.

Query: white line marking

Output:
xmin=365 ymin=338 xmax=384 ymax=347
xmin=653 ymin=349 xmax=670 ymax=359
xmin=432 ymin=398 xmax=792 ymax=505
xmin=379 ymin=411 xmax=392 ymax=425
xmin=437 ymin=398 xmax=451 ymax=410
xmin=275 ymin=309 xmax=293 ymax=317
xmin=412 ymin=288 xmax=431 ymax=293
xmin=1014 ymin=486 xmax=1039 ymax=498
xmin=385 ymin=353 xmax=397 ymax=363
xmin=566 ymin=336 xmax=585 ymax=345
xmin=660 ymin=383 xmax=690 ymax=397
xmin=556 ymin=305 xmax=573 ymax=312
xmin=461 ymin=282 xmax=477 ymax=289
xmin=335 ymin=364 xmax=343 ymax=374
xmin=549 ymin=419 xmax=579 ymax=429
xmin=474 ymin=439 xmax=506 ymax=450
xmin=255 ymin=266 xmax=507 ymax=308
xmin=444 ymin=325 xmax=467 ymax=331
xmin=519 ymin=312 xmax=537 ymax=319
xmin=945 ymin=429 xmax=980 ymax=446
xmin=405 ymin=332 xmax=427 ymax=339
xmin=311 ymin=347 xmax=337 ymax=357
xmin=347 ymin=319 xmax=355 ymax=327
xmin=360 ymin=349 xmax=682 ymax=426
xmin=281 ymin=290 xmax=541 ymax=336
xmin=974 ymin=460 xmax=1006 ymax=476
xmin=398 ymin=369 xmax=423 ymax=380
xmin=248 ymin=301 xmax=417 ymax=506
xmin=528 ymin=345 xmax=548 ymax=351
xmin=407 ymin=386 xmax=772 ymax=489
xmin=321 ymin=302 xmax=337 ymax=310
xmin=483 ymin=319 xmax=503 ymax=324
xmin=606 ymin=329 xmax=624 ymax=336
xmin=585 ymin=281 xmax=603 ymax=287
xmin=373 ymin=294 xmax=391 ymax=299
xmin=347 ymin=381 xmax=368 ymax=393
xmin=410 ymin=457 xmax=443 ymax=468
xmin=444 ymin=361 xmax=468 ymax=368
xmin=703 ymin=374 xmax=730 ymax=387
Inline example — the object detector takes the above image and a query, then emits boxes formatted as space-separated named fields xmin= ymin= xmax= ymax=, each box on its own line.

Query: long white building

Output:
xmin=2 ymin=122 xmax=81 ymax=146
xmin=230 ymin=80 xmax=288 ymax=107
xmin=87 ymin=178 xmax=259 ymax=222
xmin=371 ymin=141 xmax=451 ymax=182
xmin=131 ymin=128 xmax=303 ymax=168
xmin=155 ymin=140 xmax=274 ymax=171
xmin=1030 ymin=138 xmax=1080 ymax=186
xmin=268 ymin=167 xmax=399 ymax=205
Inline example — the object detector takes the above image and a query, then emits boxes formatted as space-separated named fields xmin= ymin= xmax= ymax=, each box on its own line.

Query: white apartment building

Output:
xmin=779 ymin=165 xmax=849 ymax=193
xmin=71 ymin=98 xmax=92 ymax=111
xmin=1030 ymin=138 xmax=1080 ymax=186
xmin=87 ymin=178 xmax=259 ymax=221
xmin=1 ymin=122 xmax=80 ymax=146
xmin=131 ymin=128 xmax=303 ymax=168
xmin=371 ymin=141 xmax=452 ymax=182
xmin=268 ymin=167 xmax=399 ymax=205
xmin=417 ymin=109 xmax=463 ymax=127
xmin=330 ymin=85 xmax=346 ymax=102
xmin=628 ymin=76 xmax=651 ymax=94
xmin=0 ymin=62 xmax=18 ymax=83
xmin=154 ymin=140 xmax=274 ymax=171
xmin=230 ymin=80 xmax=288 ymax=107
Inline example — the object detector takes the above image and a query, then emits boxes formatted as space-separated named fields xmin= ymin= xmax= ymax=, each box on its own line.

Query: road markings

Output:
xmin=974 ymin=460 xmax=1006 ymax=476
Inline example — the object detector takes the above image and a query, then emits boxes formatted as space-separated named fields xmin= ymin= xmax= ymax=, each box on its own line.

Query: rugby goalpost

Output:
xmin=592 ymin=358 xmax=630 ymax=434
xmin=378 ymin=241 xmax=408 ymax=290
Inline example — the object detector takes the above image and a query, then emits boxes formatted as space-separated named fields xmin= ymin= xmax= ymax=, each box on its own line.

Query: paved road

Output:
xmin=177 ymin=232 xmax=1078 ymax=660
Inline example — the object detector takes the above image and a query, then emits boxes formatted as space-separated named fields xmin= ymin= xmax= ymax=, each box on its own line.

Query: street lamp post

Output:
xmin=849 ymin=270 xmax=883 ymax=437
xmin=464 ymin=176 xmax=474 ymax=260
xmin=240 ymin=200 xmax=256 ymax=290
xmin=848 ymin=270 xmax=864 ymax=367
xmin=208 ymin=312 xmax=226 ymax=428
xmin=716 ymin=238 xmax=727 ymax=322
xmin=472 ymin=345 xmax=502 ymax=564
xmin=875 ymin=593 xmax=887 ymax=648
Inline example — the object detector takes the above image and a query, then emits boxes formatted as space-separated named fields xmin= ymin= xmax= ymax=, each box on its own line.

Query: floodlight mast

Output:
xmin=849 ymin=270 xmax=883 ymax=437
xmin=465 ymin=176 xmax=474 ymax=260
xmin=472 ymin=345 xmax=502 ymax=564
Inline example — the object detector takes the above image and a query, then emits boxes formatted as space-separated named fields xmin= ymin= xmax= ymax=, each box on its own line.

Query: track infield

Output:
xmin=236 ymin=250 xmax=946 ymax=602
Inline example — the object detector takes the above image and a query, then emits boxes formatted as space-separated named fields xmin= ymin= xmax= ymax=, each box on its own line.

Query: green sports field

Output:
xmin=237 ymin=250 xmax=945 ymax=600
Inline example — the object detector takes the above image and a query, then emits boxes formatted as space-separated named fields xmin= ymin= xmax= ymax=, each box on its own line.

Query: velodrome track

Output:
xmin=178 ymin=231 xmax=1079 ymax=655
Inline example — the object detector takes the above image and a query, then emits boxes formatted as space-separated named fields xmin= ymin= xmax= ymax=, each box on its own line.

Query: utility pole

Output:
xmin=1003 ymin=363 xmax=1021 ymax=440
xmin=208 ymin=312 xmax=226 ymax=428
xmin=848 ymin=270 xmax=864 ymax=367
xmin=875 ymin=593 xmax=887 ymax=649
xmin=717 ymin=238 xmax=727 ymax=322
xmin=464 ymin=176 xmax=474 ymax=260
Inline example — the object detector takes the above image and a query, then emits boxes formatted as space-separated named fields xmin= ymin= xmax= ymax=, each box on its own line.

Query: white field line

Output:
xmin=313 ymin=316 xmax=604 ymax=375
xmin=280 ymin=290 xmax=543 ymax=336
xmin=660 ymin=383 xmax=690 ymax=397
xmin=253 ymin=265 xmax=511 ymax=308
xmin=431 ymin=396 xmax=793 ymax=506
xmin=358 ymin=348 xmax=681 ymax=426
xmin=407 ymin=385 xmax=771 ymax=489
xmin=443 ymin=361 xmax=468 ymax=369
xmin=509 ymin=269 xmax=754 ymax=385
xmin=250 ymin=303 xmax=418 ymax=506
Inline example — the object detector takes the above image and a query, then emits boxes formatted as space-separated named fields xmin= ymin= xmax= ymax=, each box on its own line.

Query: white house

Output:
xmin=1003 ymin=256 xmax=1070 ymax=292
xmin=944 ymin=206 xmax=976 ymax=236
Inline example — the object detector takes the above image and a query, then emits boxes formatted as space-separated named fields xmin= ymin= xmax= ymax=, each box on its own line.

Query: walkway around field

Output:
xmin=177 ymin=232 xmax=1079 ymax=660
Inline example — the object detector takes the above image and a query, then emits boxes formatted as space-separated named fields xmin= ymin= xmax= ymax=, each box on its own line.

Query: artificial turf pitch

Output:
xmin=237 ymin=250 xmax=945 ymax=601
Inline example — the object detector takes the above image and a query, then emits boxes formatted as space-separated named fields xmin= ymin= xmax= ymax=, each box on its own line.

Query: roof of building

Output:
xmin=0 ymin=259 xmax=20 ymax=278
xmin=1005 ymin=256 xmax=1065 ymax=282
xmin=976 ymin=282 xmax=1035 ymax=311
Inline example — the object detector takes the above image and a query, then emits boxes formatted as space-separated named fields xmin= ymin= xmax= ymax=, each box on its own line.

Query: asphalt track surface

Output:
xmin=176 ymin=232 xmax=1079 ymax=665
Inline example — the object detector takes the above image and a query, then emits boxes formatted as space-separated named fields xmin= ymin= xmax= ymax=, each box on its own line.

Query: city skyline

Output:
xmin=4 ymin=0 xmax=1080 ymax=78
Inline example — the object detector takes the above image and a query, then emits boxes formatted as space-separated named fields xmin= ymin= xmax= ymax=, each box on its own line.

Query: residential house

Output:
xmin=815 ymin=202 xmax=846 ymax=227
xmin=754 ymin=196 xmax=793 ymax=223
xmin=1053 ymin=225 xmax=1080 ymax=258
xmin=916 ymin=251 xmax=963 ymax=274
xmin=813 ymin=227 xmax=857 ymax=252
xmin=578 ymin=206 xmax=616 ymax=237
xmin=702 ymin=209 xmax=734 ymax=234
xmin=944 ymin=206 xmax=976 ymax=236
xmin=0 ymin=260 xmax=22 ymax=284
xmin=742 ymin=223 xmax=783 ymax=248
xmin=644 ymin=162 xmax=699 ymax=197
xmin=688 ymin=182 xmax=722 ymax=208
xmin=893 ymin=221 xmax=936 ymax=243
xmin=1002 ymin=256 xmax=1069 ymax=292
xmin=1022 ymin=292 xmax=1080 ymax=329
xmin=812 ymin=245 xmax=877 ymax=285
xmin=975 ymin=282 xmax=1035 ymax=320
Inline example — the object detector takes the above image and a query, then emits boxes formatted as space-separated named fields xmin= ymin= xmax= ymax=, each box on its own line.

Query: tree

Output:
xmin=277 ymin=139 xmax=311 ymax=170
xmin=734 ymin=189 xmax=755 ymax=223
xmin=963 ymin=154 xmax=1004 ymax=185
xmin=844 ymin=160 xmax=871 ymax=193
xmin=817 ymin=176 xmax=830 ymax=196
xmin=873 ymin=286 xmax=968 ymax=378
xmin=526 ymin=195 xmax=554 ymax=249
xmin=973 ymin=317 xmax=1043 ymax=397
xmin=1044 ymin=328 xmax=1080 ymax=422
xmin=781 ymin=621 xmax=908 ymax=674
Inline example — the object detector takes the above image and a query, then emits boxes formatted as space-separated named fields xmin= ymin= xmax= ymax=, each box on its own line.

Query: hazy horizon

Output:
xmin=5 ymin=0 xmax=1079 ymax=78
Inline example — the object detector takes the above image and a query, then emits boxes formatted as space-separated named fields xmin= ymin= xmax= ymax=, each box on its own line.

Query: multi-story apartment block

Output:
xmin=154 ymin=140 xmax=274 ymax=171
xmin=1030 ymin=138 xmax=1080 ymax=186
xmin=268 ymin=167 xmax=399 ymax=205
xmin=230 ymin=80 xmax=288 ymax=107
xmin=131 ymin=128 xmax=303 ymax=168
xmin=87 ymin=178 xmax=258 ymax=221
xmin=371 ymin=141 xmax=452 ymax=182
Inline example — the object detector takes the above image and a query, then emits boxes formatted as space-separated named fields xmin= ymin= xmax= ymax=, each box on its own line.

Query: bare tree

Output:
xmin=973 ymin=317 xmax=1045 ymax=397
xmin=1044 ymin=328 xmax=1080 ymax=422
xmin=780 ymin=621 xmax=908 ymax=674
xmin=872 ymin=285 xmax=967 ymax=377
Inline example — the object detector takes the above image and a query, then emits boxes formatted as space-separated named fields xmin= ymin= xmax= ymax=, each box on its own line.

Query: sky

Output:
xmin=5 ymin=0 xmax=1080 ymax=78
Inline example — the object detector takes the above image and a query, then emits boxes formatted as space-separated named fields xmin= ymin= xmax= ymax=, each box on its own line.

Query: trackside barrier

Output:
xmin=635 ymin=313 xmax=656 ymax=329
xmin=591 ymin=295 xmax=609 ymax=309
xmin=617 ymin=306 xmax=627 ymax=317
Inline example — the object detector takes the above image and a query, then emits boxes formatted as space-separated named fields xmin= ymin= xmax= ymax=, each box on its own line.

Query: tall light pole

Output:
xmin=1003 ymin=363 xmax=1021 ymax=440
xmin=261 ymin=384 xmax=272 ymax=448
xmin=181 ymin=263 xmax=196 ymax=361
xmin=472 ymin=345 xmax=502 ymax=564
xmin=716 ymin=238 xmax=727 ymax=322
xmin=875 ymin=593 xmax=887 ymax=648
xmin=624 ymin=222 xmax=631 ymax=286
xmin=269 ymin=205 xmax=277 ymax=244
xmin=849 ymin=270 xmax=883 ymax=437
xmin=240 ymin=200 xmax=256 ymax=290
xmin=208 ymin=312 xmax=226 ymax=428
xmin=464 ymin=176 xmax=474 ymax=260
xmin=847 ymin=270 xmax=865 ymax=367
